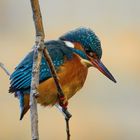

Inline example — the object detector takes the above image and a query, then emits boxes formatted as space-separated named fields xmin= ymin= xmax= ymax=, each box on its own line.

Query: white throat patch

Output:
xmin=81 ymin=59 xmax=93 ymax=68
xmin=64 ymin=41 xmax=75 ymax=48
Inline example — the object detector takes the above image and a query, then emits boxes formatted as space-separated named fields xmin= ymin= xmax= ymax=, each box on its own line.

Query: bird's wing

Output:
xmin=9 ymin=40 xmax=73 ymax=93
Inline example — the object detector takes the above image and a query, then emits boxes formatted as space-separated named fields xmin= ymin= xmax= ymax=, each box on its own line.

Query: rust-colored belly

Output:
xmin=37 ymin=54 xmax=88 ymax=106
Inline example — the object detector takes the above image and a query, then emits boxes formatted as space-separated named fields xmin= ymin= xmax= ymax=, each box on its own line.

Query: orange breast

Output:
xmin=37 ymin=54 xmax=88 ymax=106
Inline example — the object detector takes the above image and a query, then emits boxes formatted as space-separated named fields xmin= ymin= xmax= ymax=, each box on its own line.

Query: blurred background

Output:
xmin=0 ymin=0 xmax=140 ymax=140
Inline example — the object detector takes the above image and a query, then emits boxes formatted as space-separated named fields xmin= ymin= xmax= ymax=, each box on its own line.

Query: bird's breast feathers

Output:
xmin=37 ymin=53 xmax=88 ymax=106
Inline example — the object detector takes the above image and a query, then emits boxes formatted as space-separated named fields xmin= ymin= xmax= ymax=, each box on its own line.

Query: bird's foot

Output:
xmin=33 ymin=93 xmax=39 ymax=98
xmin=58 ymin=95 xmax=68 ymax=109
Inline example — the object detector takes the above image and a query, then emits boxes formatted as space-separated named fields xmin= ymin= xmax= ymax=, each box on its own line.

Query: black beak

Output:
xmin=91 ymin=59 xmax=117 ymax=83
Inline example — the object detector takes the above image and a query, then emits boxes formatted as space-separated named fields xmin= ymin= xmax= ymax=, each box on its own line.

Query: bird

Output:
xmin=9 ymin=27 xmax=116 ymax=120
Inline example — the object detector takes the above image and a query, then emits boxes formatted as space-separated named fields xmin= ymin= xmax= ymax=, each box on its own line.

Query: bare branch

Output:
xmin=0 ymin=62 xmax=10 ymax=76
xmin=30 ymin=0 xmax=45 ymax=39
xmin=30 ymin=0 xmax=45 ymax=139
xmin=30 ymin=42 xmax=43 ymax=140
xmin=30 ymin=0 xmax=72 ymax=139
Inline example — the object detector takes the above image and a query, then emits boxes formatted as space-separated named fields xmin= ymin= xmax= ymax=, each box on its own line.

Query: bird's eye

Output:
xmin=85 ymin=50 xmax=95 ymax=57
xmin=89 ymin=52 xmax=94 ymax=57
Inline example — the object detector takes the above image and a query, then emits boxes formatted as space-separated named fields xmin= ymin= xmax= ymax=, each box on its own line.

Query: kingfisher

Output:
xmin=9 ymin=27 xmax=116 ymax=120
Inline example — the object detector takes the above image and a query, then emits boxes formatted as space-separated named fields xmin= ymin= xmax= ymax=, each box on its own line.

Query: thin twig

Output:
xmin=55 ymin=104 xmax=72 ymax=140
xmin=43 ymin=37 xmax=72 ymax=140
xmin=43 ymin=49 xmax=72 ymax=119
xmin=0 ymin=62 xmax=10 ymax=76
xmin=65 ymin=118 xmax=71 ymax=140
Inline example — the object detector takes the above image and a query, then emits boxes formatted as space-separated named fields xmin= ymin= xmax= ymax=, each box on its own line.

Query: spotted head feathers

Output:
xmin=59 ymin=27 xmax=102 ymax=59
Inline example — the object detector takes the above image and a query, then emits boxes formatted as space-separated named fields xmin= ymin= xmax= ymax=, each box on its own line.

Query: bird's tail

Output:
xmin=16 ymin=91 xmax=30 ymax=120
xmin=0 ymin=63 xmax=30 ymax=120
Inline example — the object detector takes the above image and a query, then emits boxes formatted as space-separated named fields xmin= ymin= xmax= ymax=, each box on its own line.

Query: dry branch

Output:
xmin=30 ymin=0 xmax=45 ymax=139
xmin=0 ymin=62 xmax=10 ymax=76
xmin=30 ymin=43 xmax=42 ymax=140
xmin=30 ymin=0 xmax=71 ymax=140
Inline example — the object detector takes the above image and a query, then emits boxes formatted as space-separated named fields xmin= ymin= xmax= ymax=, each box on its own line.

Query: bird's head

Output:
xmin=59 ymin=27 xmax=116 ymax=83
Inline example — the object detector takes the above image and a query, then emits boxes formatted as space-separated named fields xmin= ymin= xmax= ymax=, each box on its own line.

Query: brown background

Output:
xmin=0 ymin=0 xmax=140 ymax=140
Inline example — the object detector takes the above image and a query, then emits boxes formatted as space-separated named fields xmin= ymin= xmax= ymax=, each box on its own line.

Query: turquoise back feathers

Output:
xmin=9 ymin=40 xmax=74 ymax=93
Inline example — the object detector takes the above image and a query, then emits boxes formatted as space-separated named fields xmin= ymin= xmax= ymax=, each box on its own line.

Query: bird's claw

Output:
xmin=33 ymin=93 xmax=39 ymax=98
xmin=58 ymin=95 xmax=68 ymax=109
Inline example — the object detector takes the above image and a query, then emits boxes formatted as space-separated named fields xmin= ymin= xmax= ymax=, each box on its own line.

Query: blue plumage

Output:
xmin=16 ymin=91 xmax=24 ymax=119
xmin=59 ymin=27 xmax=102 ymax=59
xmin=10 ymin=28 xmax=103 ymax=94
xmin=9 ymin=28 xmax=103 ymax=94
xmin=9 ymin=40 xmax=74 ymax=93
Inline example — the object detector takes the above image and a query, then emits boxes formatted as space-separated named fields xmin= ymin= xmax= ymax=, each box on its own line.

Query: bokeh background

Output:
xmin=0 ymin=0 xmax=140 ymax=140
